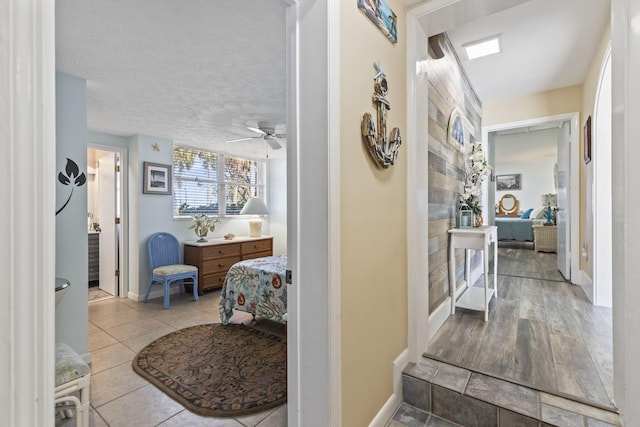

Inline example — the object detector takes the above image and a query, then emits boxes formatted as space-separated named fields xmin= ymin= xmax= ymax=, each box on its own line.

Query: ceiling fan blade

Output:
xmin=274 ymin=133 xmax=287 ymax=139
xmin=267 ymin=139 xmax=282 ymax=150
xmin=247 ymin=126 xmax=267 ymax=135
xmin=226 ymin=137 xmax=256 ymax=143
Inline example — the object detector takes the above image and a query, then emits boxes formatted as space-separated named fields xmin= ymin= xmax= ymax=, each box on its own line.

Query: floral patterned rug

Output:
xmin=132 ymin=323 xmax=286 ymax=417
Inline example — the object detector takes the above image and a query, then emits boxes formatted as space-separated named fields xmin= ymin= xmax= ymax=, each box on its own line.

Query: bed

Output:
xmin=219 ymin=254 xmax=287 ymax=325
xmin=496 ymin=217 xmax=534 ymax=241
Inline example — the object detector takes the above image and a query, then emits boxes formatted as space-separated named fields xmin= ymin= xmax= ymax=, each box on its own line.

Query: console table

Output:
xmin=184 ymin=236 xmax=273 ymax=295
xmin=448 ymin=226 xmax=498 ymax=321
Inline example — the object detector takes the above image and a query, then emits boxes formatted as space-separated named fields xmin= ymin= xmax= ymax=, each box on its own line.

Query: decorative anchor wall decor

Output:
xmin=361 ymin=62 xmax=402 ymax=168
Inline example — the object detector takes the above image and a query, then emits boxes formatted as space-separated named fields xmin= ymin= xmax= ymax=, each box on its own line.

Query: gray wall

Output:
xmin=55 ymin=72 xmax=89 ymax=356
xmin=427 ymin=33 xmax=483 ymax=313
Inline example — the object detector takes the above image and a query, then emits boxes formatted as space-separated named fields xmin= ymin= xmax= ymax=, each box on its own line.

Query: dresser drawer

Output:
xmin=242 ymin=250 xmax=273 ymax=261
xmin=202 ymin=243 xmax=241 ymax=259
xmin=241 ymin=239 xmax=272 ymax=255
xmin=202 ymin=272 xmax=228 ymax=290
xmin=202 ymin=256 xmax=241 ymax=274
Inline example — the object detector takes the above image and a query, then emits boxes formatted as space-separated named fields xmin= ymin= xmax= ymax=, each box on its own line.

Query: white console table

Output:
xmin=448 ymin=226 xmax=498 ymax=321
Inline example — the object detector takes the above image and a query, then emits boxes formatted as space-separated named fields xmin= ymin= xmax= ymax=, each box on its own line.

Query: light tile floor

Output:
xmin=58 ymin=289 xmax=287 ymax=427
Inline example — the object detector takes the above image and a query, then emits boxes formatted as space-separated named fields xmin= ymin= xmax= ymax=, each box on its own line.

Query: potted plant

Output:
xmin=189 ymin=214 xmax=220 ymax=242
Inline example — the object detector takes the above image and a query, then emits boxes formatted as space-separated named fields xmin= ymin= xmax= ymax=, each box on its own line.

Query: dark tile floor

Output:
xmin=393 ymin=356 xmax=621 ymax=427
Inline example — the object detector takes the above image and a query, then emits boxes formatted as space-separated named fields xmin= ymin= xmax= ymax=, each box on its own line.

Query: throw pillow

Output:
xmin=520 ymin=208 xmax=534 ymax=219
xmin=531 ymin=206 xmax=546 ymax=219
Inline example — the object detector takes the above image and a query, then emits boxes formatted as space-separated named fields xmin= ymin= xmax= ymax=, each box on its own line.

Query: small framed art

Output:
xmin=357 ymin=0 xmax=398 ymax=44
xmin=143 ymin=162 xmax=172 ymax=195
xmin=584 ymin=115 xmax=592 ymax=164
xmin=496 ymin=173 xmax=521 ymax=191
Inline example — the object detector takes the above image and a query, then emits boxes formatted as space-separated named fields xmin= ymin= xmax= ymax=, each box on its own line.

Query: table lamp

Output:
xmin=240 ymin=197 xmax=269 ymax=237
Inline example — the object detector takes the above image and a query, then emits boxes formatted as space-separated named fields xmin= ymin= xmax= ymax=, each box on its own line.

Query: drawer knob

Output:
xmin=219 ymin=263 xmax=225 ymax=268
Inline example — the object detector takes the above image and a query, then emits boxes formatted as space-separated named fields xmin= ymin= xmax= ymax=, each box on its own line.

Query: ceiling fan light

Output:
xmin=463 ymin=35 xmax=501 ymax=60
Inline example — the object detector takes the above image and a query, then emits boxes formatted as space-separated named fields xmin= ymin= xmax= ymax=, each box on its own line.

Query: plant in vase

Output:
xmin=189 ymin=214 xmax=220 ymax=242
xmin=458 ymin=143 xmax=492 ymax=227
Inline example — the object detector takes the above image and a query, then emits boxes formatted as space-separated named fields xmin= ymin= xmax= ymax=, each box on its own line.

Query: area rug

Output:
xmin=132 ymin=323 xmax=286 ymax=417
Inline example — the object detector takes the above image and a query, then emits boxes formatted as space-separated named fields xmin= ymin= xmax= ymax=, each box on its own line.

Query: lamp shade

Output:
xmin=240 ymin=197 xmax=269 ymax=216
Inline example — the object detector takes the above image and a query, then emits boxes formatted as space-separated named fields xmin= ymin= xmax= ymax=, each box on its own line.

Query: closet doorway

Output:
xmin=87 ymin=147 xmax=123 ymax=301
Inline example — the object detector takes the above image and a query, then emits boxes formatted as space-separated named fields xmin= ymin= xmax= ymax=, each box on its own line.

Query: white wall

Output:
xmin=495 ymin=160 xmax=556 ymax=211
xmin=55 ymin=72 xmax=89 ymax=356
xmin=495 ymin=129 xmax=558 ymax=212
xmin=268 ymin=157 xmax=287 ymax=255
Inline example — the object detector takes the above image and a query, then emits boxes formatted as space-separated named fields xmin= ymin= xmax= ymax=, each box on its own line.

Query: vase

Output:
xmin=195 ymin=227 xmax=209 ymax=242
xmin=474 ymin=213 xmax=483 ymax=227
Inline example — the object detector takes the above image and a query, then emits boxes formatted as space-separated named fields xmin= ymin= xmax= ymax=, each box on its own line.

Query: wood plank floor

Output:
xmin=426 ymin=246 xmax=615 ymax=409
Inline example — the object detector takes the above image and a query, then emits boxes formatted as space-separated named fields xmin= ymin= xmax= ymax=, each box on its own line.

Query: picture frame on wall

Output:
xmin=357 ymin=0 xmax=398 ymax=44
xmin=496 ymin=173 xmax=521 ymax=191
xmin=143 ymin=162 xmax=172 ymax=195
xmin=584 ymin=115 xmax=592 ymax=164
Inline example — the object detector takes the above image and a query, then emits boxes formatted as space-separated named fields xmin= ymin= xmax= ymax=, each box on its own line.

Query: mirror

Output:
xmin=498 ymin=193 xmax=519 ymax=216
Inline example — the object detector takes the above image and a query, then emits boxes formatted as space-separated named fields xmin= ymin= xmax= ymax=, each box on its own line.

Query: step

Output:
xmin=388 ymin=356 xmax=621 ymax=427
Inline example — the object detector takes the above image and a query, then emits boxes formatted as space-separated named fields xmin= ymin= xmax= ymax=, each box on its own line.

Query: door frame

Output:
xmin=593 ymin=47 xmax=613 ymax=307
xmin=482 ymin=113 xmax=581 ymax=284
xmin=88 ymin=144 xmax=129 ymax=299
xmin=284 ymin=0 xmax=340 ymax=425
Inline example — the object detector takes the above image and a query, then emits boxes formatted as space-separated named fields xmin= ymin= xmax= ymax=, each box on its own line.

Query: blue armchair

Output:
xmin=144 ymin=232 xmax=199 ymax=309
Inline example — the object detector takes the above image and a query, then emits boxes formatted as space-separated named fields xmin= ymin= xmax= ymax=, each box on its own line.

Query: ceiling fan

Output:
xmin=226 ymin=121 xmax=286 ymax=150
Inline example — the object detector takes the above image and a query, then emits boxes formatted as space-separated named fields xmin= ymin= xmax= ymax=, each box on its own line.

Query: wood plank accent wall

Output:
xmin=427 ymin=33 xmax=483 ymax=313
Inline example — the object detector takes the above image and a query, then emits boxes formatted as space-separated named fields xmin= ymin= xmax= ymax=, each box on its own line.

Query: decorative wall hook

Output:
xmin=361 ymin=62 xmax=402 ymax=168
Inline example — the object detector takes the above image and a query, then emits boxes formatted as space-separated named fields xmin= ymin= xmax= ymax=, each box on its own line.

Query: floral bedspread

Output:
xmin=219 ymin=254 xmax=287 ymax=325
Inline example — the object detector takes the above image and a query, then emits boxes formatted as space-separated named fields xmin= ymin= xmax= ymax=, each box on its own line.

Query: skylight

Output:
xmin=463 ymin=36 xmax=501 ymax=60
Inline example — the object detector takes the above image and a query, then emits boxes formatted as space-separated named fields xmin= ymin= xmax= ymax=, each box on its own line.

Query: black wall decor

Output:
xmin=56 ymin=158 xmax=86 ymax=215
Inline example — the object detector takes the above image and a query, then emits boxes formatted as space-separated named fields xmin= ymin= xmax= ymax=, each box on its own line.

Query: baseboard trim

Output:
xmin=369 ymin=348 xmax=409 ymax=427
xmin=128 ymin=287 xmax=182 ymax=302
xmin=579 ymin=270 xmax=594 ymax=303
xmin=427 ymin=297 xmax=451 ymax=344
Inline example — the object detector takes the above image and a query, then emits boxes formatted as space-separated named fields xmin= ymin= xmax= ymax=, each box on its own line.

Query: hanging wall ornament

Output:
xmin=361 ymin=62 xmax=402 ymax=168
xmin=56 ymin=158 xmax=87 ymax=215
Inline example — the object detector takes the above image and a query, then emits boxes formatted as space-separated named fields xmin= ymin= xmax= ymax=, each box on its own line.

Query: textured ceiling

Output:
xmin=56 ymin=0 xmax=609 ymax=160
xmin=56 ymin=0 xmax=286 ymax=159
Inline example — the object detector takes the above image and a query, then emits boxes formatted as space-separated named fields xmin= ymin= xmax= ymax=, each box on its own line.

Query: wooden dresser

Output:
xmin=183 ymin=236 xmax=273 ymax=295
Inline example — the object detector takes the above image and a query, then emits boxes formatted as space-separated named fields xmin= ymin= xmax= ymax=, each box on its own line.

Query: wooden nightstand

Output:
xmin=533 ymin=225 xmax=557 ymax=253
xmin=183 ymin=236 xmax=273 ymax=295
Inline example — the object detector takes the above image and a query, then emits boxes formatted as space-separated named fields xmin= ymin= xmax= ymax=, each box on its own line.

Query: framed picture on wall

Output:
xmin=584 ymin=115 xmax=592 ymax=164
xmin=143 ymin=162 xmax=172 ymax=195
xmin=357 ymin=0 xmax=398 ymax=44
xmin=496 ymin=173 xmax=521 ymax=191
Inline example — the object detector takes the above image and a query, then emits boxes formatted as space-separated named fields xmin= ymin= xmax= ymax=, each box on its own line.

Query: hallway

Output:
xmin=426 ymin=246 xmax=613 ymax=409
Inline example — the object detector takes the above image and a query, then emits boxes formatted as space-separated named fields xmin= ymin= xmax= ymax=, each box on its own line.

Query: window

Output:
xmin=173 ymin=146 xmax=264 ymax=217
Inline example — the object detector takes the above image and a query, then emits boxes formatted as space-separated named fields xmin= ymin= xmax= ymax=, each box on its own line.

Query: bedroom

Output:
xmin=54 ymin=0 xmax=292 ymax=424
xmin=493 ymin=125 xmax=561 ymax=247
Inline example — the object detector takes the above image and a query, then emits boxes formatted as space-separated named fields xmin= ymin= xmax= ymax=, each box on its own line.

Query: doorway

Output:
xmin=485 ymin=114 xmax=580 ymax=284
xmin=87 ymin=147 xmax=124 ymax=302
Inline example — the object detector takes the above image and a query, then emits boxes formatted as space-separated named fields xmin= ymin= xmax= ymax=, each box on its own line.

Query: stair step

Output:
xmin=389 ymin=356 xmax=621 ymax=427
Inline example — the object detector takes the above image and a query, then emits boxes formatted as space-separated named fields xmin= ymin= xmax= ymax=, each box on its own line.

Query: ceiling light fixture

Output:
xmin=463 ymin=36 xmax=501 ymax=60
